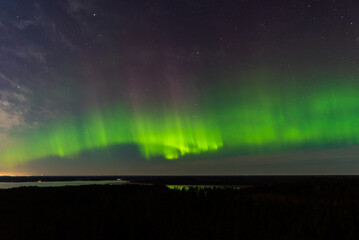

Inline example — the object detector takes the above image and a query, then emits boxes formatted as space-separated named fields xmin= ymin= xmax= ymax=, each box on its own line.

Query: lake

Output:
xmin=166 ymin=185 xmax=247 ymax=190
xmin=0 ymin=180 xmax=128 ymax=189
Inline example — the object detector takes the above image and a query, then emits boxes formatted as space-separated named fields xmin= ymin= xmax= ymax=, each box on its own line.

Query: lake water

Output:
xmin=0 ymin=180 xmax=128 ymax=189
xmin=166 ymin=185 xmax=247 ymax=190
xmin=0 ymin=180 xmax=248 ymax=190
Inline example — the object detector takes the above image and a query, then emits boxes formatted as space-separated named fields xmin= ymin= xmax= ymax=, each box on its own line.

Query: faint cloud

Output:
xmin=0 ymin=73 xmax=32 ymax=131
xmin=67 ymin=0 xmax=91 ymax=14
xmin=0 ymin=102 xmax=23 ymax=129
xmin=1 ymin=46 xmax=47 ymax=64
xmin=66 ymin=0 xmax=95 ymax=34
xmin=12 ymin=19 xmax=38 ymax=30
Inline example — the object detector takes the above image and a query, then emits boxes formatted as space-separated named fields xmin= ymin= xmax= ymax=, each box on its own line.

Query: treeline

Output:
xmin=1 ymin=181 xmax=359 ymax=239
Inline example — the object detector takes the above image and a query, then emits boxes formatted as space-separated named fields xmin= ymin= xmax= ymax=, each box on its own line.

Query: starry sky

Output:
xmin=2 ymin=0 xmax=359 ymax=175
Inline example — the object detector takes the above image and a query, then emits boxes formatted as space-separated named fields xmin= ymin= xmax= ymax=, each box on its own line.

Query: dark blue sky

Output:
xmin=2 ymin=0 xmax=359 ymax=175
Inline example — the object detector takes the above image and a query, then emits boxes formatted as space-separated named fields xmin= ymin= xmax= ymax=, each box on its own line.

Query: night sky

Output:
xmin=2 ymin=0 xmax=359 ymax=175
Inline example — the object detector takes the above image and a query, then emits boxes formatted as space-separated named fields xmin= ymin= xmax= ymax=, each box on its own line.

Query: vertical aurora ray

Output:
xmin=131 ymin=110 xmax=222 ymax=159
xmin=1 ymin=104 xmax=223 ymax=166
xmin=212 ymin=73 xmax=359 ymax=153
xmin=3 ymin=73 xmax=359 ymax=167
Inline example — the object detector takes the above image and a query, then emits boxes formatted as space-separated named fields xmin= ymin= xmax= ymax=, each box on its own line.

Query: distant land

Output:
xmin=2 ymin=176 xmax=359 ymax=239
xmin=2 ymin=175 xmax=359 ymax=185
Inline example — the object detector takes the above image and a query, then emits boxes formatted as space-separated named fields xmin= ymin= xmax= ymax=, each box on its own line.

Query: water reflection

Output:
xmin=166 ymin=185 xmax=246 ymax=190
xmin=0 ymin=180 xmax=127 ymax=189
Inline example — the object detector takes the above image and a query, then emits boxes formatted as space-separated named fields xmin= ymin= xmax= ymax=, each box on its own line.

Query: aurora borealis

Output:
xmin=4 ymin=72 xmax=359 ymax=172
xmin=2 ymin=0 xmax=359 ymax=174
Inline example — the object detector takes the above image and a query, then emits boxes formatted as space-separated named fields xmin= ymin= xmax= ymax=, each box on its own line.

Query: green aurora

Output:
xmin=3 ymin=73 xmax=359 ymax=167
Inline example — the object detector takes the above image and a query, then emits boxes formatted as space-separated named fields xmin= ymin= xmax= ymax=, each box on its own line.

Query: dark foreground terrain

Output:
xmin=2 ymin=177 xmax=359 ymax=239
